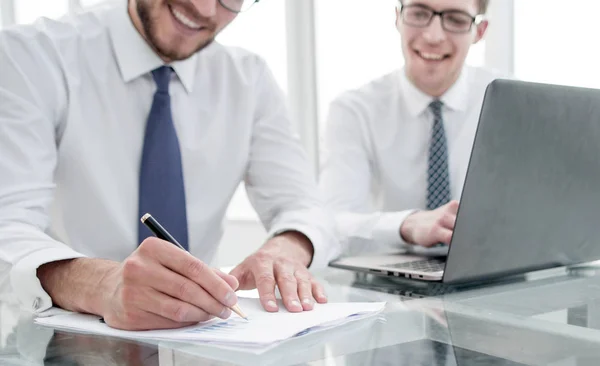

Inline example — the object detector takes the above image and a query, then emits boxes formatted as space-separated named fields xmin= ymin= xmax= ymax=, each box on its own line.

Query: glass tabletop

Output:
xmin=2 ymin=264 xmax=600 ymax=365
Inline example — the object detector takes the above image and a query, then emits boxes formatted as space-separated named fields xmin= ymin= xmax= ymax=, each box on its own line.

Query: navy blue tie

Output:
xmin=138 ymin=66 xmax=189 ymax=250
xmin=427 ymin=100 xmax=451 ymax=210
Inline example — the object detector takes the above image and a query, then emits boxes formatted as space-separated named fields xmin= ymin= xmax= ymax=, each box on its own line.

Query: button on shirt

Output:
xmin=320 ymin=66 xmax=504 ymax=255
xmin=0 ymin=3 xmax=339 ymax=313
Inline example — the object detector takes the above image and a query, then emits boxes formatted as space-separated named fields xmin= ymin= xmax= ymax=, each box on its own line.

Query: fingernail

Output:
xmin=302 ymin=298 xmax=313 ymax=306
xmin=220 ymin=308 xmax=232 ymax=319
xmin=291 ymin=300 xmax=301 ymax=308
xmin=224 ymin=291 xmax=237 ymax=307
xmin=267 ymin=300 xmax=277 ymax=309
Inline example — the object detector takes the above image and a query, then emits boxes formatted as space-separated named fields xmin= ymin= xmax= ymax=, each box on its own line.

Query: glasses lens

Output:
xmin=220 ymin=0 xmax=256 ymax=12
xmin=402 ymin=6 xmax=433 ymax=27
xmin=442 ymin=11 xmax=473 ymax=33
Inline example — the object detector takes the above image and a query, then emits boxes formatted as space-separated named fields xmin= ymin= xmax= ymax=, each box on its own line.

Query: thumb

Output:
xmin=213 ymin=268 xmax=239 ymax=291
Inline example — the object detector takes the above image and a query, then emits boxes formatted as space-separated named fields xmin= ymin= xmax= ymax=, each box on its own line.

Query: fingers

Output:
xmin=251 ymin=259 xmax=279 ymax=312
xmin=311 ymin=280 xmax=328 ymax=304
xmin=439 ymin=211 xmax=456 ymax=230
xmin=107 ymin=285 xmax=207 ymax=331
xmin=425 ymin=227 xmax=453 ymax=247
xmin=273 ymin=262 xmax=302 ymax=312
xmin=139 ymin=239 xmax=238 ymax=309
xmin=214 ymin=268 xmax=239 ymax=291
xmin=133 ymin=262 xmax=233 ymax=320
xmin=139 ymin=288 xmax=216 ymax=324
xmin=295 ymin=271 xmax=318 ymax=310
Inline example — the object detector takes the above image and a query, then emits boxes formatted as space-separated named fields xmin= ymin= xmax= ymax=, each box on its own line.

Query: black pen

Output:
xmin=141 ymin=213 xmax=186 ymax=250
xmin=140 ymin=213 xmax=248 ymax=320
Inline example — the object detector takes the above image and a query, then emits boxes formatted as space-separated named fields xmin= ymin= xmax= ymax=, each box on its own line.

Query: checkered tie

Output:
xmin=427 ymin=100 xmax=451 ymax=210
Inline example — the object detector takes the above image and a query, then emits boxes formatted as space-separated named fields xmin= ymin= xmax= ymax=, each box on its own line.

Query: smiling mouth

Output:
xmin=415 ymin=50 xmax=450 ymax=62
xmin=169 ymin=4 xmax=203 ymax=31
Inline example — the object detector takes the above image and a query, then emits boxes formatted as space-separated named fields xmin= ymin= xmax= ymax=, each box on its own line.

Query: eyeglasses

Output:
xmin=399 ymin=4 xmax=484 ymax=34
xmin=218 ymin=0 xmax=260 ymax=13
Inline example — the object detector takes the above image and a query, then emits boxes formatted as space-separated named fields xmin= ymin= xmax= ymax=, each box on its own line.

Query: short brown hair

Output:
xmin=478 ymin=0 xmax=489 ymax=14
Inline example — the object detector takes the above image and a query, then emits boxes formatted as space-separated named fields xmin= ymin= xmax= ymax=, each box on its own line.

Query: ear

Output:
xmin=473 ymin=20 xmax=489 ymax=44
xmin=395 ymin=6 xmax=402 ymax=32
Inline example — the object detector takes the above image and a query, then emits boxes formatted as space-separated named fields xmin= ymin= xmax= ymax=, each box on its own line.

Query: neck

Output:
xmin=407 ymin=69 xmax=462 ymax=98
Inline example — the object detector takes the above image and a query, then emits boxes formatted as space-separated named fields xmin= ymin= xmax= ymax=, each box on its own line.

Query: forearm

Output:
xmin=37 ymin=258 xmax=119 ymax=315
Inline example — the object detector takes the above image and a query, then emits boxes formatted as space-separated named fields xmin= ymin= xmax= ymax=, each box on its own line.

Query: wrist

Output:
xmin=37 ymin=258 xmax=119 ymax=315
xmin=271 ymin=231 xmax=314 ymax=267
xmin=400 ymin=213 xmax=417 ymax=244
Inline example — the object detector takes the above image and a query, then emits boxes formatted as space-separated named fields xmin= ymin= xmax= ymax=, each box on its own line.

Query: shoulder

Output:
xmin=0 ymin=6 xmax=111 ymax=66
xmin=465 ymin=65 xmax=510 ymax=90
xmin=203 ymin=42 xmax=272 ymax=81
xmin=330 ymin=70 xmax=400 ymax=112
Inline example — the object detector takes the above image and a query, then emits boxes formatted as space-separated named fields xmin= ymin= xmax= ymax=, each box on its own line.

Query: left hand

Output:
xmin=229 ymin=231 xmax=327 ymax=313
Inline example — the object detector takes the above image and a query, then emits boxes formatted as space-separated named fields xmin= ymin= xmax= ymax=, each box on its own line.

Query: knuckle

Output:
xmin=170 ymin=304 xmax=188 ymax=323
xmin=122 ymin=258 xmax=143 ymax=281
xmin=255 ymin=272 xmax=275 ymax=287
xmin=186 ymin=259 xmax=206 ymax=279
xmin=176 ymin=281 xmax=192 ymax=300
xmin=138 ymin=237 xmax=158 ymax=252
xmin=277 ymin=272 xmax=297 ymax=284
xmin=254 ymin=251 xmax=273 ymax=262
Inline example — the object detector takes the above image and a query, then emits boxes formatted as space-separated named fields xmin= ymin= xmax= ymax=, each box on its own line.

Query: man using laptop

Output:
xmin=321 ymin=0 xmax=503 ymax=255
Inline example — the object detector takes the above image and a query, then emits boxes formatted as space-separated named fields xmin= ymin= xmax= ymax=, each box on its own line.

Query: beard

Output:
xmin=136 ymin=0 xmax=216 ymax=61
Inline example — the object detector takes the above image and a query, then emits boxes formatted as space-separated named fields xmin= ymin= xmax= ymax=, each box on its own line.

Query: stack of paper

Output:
xmin=35 ymin=298 xmax=385 ymax=350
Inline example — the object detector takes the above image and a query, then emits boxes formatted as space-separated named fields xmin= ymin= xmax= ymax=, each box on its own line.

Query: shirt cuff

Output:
xmin=266 ymin=213 xmax=339 ymax=270
xmin=372 ymin=210 xmax=418 ymax=246
xmin=10 ymin=247 xmax=86 ymax=315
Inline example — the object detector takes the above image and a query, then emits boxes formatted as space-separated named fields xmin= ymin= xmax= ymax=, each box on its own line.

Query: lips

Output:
xmin=415 ymin=50 xmax=450 ymax=62
xmin=169 ymin=4 xmax=202 ymax=31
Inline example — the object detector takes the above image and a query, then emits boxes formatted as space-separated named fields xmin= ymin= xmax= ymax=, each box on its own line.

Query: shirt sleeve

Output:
xmin=0 ymin=29 xmax=86 ymax=314
xmin=319 ymin=96 xmax=415 ymax=256
xmin=243 ymin=58 xmax=340 ymax=269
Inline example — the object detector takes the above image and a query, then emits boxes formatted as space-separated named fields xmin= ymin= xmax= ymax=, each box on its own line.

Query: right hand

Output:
xmin=100 ymin=238 xmax=239 ymax=330
xmin=399 ymin=201 xmax=459 ymax=247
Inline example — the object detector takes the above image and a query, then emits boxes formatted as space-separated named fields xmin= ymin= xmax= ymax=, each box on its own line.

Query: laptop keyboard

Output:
xmin=384 ymin=259 xmax=446 ymax=273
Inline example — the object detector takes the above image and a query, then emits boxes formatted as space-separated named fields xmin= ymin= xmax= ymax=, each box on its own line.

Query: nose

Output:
xmin=422 ymin=14 xmax=446 ymax=44
xmin=190 ymin=0 xmax=218 ymax=18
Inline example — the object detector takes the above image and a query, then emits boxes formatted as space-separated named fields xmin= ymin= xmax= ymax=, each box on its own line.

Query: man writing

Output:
xmin=0 ymin=0 xmax=339 ymax=330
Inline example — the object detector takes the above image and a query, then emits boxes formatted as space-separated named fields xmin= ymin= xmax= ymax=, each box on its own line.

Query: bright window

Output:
xmin=514 ymin=0 xmax=600 ymax=88
xmin=218 ymin=1 xmax=287 ymax=221
xmin=14 ymin=0 xmax=68 ymax=24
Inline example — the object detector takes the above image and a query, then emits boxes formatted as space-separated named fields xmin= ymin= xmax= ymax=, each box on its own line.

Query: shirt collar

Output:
xmin=107 ymin=2 xmax=197 ymax=93
xmin=398 ymin=66 xmax=470 ymax=117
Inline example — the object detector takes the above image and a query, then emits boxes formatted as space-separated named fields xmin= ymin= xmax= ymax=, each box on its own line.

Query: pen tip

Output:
xmin=141 ymin=213 xmax=151 ymax=223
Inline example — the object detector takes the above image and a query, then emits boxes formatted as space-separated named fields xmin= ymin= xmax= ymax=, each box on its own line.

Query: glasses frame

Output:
xmin=399 ymin=3 xmax=485 ymax=34
xmin=218 ymin=0 xmax=260 ymax=14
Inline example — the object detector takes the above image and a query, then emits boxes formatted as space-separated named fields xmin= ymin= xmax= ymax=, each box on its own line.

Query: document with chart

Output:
xmin=35 ymin=297 xmax=385 ymax=350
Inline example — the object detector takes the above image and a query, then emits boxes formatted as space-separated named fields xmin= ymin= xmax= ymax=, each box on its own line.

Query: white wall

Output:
xmin=214 ymin=220 xmax=266 ymax=268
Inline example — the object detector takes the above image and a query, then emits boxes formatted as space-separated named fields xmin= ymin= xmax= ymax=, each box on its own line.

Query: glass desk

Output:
xmin=2 ymin=264 xmax=600 ymax=365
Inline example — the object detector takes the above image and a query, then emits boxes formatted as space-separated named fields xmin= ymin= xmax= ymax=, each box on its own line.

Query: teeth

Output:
xmin=171 ymin=7 xmax=201 ymax=29
xmin=419 ymin=52 xmax=444 ymax=61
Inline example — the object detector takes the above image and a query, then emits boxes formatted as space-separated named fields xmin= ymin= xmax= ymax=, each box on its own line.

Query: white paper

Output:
xmin=35 ymin=298 xmax=385 ymax=349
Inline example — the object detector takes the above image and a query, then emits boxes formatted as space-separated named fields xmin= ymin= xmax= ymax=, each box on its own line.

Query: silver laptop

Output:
xmin=330 ymin=79 xmax=600 ymax=284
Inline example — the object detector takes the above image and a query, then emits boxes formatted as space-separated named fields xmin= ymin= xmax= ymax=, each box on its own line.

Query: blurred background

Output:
xmin=1 ymin=0 xmax=597 ymax=267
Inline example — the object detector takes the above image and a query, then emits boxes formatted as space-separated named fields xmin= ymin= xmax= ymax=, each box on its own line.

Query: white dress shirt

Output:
xmin=320 ymin=66 xmax=504 ymax=255
xmin=0 ymin=2 xmax=339 ymax=314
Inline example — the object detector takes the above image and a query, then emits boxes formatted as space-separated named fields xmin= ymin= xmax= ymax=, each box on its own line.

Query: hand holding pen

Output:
xmin=97 ymin=214 xmax=245 ymax=331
